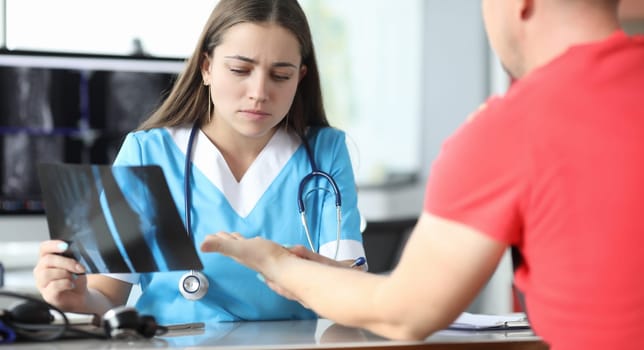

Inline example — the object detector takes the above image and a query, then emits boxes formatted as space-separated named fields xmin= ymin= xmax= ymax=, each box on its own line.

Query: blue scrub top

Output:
xmin=111 ymin=126 xmax=365 ymax=324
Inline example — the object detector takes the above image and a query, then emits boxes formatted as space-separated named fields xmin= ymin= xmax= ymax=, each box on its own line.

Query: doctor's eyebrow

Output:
xmin=224 ymin=55 xmax=298 ymax=69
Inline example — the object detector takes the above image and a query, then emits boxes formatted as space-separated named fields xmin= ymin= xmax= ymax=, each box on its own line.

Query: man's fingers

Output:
xmin=200 ymin=232 xmax=244 ymax=254
xmin=200 ymin=235 xmax=226 ymax=253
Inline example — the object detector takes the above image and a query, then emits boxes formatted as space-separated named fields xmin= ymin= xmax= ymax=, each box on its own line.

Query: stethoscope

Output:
xmin=179 ymin=122 xmax=342 ymax=301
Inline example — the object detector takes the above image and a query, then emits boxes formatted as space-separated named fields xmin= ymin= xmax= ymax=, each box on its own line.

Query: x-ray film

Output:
xmin=37 ymin=163 xmax=203 ymax=273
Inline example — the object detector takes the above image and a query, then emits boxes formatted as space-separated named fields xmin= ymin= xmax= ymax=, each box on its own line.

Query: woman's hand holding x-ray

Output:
xmin=33 ymin=240 xmax=89 ymax=312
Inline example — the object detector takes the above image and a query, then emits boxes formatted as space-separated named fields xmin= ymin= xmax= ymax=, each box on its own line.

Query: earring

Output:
xmin=284 ymin=113 xmax=289 ymax=132
xmin=203 ymin=79 xmax=212 ymax=123
xmin=207 ymin=85 xmax=213 ymax=123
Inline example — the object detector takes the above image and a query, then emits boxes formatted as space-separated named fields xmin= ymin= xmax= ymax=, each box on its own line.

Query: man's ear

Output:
xmin=299 ymin=64 xmax=307 ymax=82
xmin=201 ymin=53 xmax=212 ymax=84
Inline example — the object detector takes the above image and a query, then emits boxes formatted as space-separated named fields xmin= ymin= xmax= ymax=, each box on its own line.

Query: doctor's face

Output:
xmin=202 ymin=22 xmax=305 ymax=140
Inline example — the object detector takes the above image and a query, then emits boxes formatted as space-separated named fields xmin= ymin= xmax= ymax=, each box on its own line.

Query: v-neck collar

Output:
xmin=170 ymin=126 xmax=301 ymax=218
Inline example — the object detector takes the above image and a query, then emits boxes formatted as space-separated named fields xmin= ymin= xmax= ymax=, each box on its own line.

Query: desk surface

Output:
xmin=7 ymin=319 xmax=548 ymax=350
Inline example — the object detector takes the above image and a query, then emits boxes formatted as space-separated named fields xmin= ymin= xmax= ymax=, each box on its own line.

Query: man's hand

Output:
xmin=287 ymin=245 xmax=354 ymax=269
xmin=201 ymin=232 xmax=291 ymax=274
xmin=200 ymin=233 xmax=364 ymax=306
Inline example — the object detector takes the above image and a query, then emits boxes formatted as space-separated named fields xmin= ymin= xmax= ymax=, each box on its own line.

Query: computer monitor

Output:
xmin=0 ymin=50 xmax=180 ymax=214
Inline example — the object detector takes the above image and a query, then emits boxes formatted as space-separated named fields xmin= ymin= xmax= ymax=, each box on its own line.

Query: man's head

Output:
xmin=482 ymin=0 xmax=621 ymax=79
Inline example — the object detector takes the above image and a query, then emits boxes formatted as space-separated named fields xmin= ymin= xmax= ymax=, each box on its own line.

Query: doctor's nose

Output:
xmin=248 ymin=74 xmax=269 ymax=102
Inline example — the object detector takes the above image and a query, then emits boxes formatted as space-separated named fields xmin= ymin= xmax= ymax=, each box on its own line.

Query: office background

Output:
xmin=1 ymin=0 xmax=642 ymax=314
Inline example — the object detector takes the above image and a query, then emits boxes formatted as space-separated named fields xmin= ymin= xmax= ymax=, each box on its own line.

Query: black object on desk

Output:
xmin=362 ymin=218 xmax=417 ymax=273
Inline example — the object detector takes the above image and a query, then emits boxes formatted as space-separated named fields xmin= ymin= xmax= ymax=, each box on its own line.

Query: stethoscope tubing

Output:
xmin=180 ymin=122 xmax=343 ymax=299
xmin=184 ymin=122 xmax=342 ymax=243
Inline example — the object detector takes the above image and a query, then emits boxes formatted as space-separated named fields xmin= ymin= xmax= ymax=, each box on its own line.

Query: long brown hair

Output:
xmin=137 ymin=0 xmax=329 ymax=137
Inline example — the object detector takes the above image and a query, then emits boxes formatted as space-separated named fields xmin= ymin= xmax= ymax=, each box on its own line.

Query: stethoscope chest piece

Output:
xmin=179 ymin=270 xmax=209 ymax=301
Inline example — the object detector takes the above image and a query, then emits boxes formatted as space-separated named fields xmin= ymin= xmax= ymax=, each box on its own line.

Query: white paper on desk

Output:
xmin=449 ymin=312 xmax=529 ymax=330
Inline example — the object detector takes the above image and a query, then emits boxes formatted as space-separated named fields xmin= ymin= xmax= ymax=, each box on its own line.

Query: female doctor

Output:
xmin=33 ymin=0 xmax=366 ymax=325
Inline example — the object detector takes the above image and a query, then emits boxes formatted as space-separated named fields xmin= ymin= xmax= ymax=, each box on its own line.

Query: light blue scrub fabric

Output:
xmin=111 ymin=126 xmax=364 ymax=324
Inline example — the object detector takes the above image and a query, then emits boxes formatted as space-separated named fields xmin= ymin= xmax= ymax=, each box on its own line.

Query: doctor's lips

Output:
xmin=239 ymin=109 xmax=271 ymax=119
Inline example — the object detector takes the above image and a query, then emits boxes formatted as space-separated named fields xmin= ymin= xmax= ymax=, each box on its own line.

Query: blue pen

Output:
xmin=350 ymin=256 xmax=366 ymax=268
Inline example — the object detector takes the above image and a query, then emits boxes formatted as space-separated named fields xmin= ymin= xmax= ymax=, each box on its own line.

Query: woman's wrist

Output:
xmin=84 ymin=289 xmax=117 ymax=316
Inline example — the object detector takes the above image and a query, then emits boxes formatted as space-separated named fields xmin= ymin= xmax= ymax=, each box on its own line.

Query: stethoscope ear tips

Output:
xmin=179 ymin=270 xmax=209 ymax=301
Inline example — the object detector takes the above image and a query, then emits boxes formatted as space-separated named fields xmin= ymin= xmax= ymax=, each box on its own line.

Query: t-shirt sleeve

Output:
xmin=423 ymin=98 xmax=527 ymax=245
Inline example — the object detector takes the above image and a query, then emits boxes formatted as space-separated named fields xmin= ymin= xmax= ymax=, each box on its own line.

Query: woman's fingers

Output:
xmin=44 ymin=275 xmax=77 ymax=292
xmin=39 ymin=240 xmax=68 ymax=257
xmin=34 ymin=262 xmax=78 ymax=289
xmin=34 ymin=240 xmax=86 ymax=302
xmin=37 ymin=240 xmax=84 ymax=273
xmin=37 ymin=251 xmax=84 ymax=274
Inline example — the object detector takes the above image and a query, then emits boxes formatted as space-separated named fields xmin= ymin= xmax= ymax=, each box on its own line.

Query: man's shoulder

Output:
xmin=463 ymin=94 xmax=517 ymax=128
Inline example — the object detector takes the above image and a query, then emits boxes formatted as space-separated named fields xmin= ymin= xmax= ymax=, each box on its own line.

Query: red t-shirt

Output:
xmin=424 ymin=31 xmax=644 ymax=350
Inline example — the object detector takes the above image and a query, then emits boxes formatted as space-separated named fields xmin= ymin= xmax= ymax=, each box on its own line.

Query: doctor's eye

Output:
xmin=271 ymin=73 xmax=292 ymax=82
xmin=270 ymin=69 xmax=294 ymax=82
xmin=229 ymin=67 xmax=250 ymax=76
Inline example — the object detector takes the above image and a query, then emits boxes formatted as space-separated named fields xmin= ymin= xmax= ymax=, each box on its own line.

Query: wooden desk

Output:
xmin=6 ymin=319 xmax=548 ymax=350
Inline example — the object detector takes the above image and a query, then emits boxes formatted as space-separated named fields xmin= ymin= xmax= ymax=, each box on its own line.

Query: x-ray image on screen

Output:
xmin=89 ymin=70 xmax=175 ymax=162
xmin=0 ymin=67 xmax=80 ymax=212
xmin=36 ymin=162 xmax=203 ymax=274
xmin=0 ymin=58 xmax=178 ymax=214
